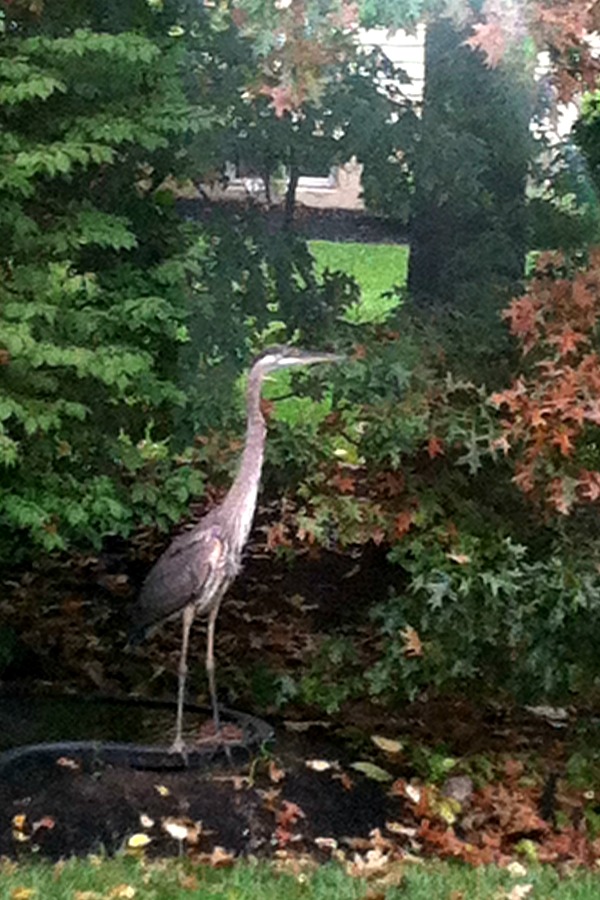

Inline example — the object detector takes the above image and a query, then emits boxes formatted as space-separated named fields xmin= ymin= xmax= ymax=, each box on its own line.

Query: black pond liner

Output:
xmin=0 ymin=706 xmax=274 ymax=787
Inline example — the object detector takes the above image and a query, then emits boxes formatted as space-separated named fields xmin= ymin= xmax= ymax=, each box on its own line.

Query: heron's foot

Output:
xmin=169 ymin=736 xmax=188 ymax=757
xmin=196 ymin=718 xmax=237 ymax=764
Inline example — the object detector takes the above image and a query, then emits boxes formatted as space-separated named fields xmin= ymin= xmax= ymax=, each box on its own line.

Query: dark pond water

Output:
xmin=0 ymin=694 xmax=189 ymax=751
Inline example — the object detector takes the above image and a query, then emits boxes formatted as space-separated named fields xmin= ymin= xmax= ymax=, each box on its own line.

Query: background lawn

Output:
xmin=309 ymin=240 xmax=409 ymax=323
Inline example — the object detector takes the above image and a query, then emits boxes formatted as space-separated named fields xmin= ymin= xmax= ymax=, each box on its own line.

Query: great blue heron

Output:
xmin=130 ymin=346 xmax=343 ymax=753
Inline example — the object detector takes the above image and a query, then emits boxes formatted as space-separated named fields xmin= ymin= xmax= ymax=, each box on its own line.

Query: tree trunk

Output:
xmin=408 ymin=18 xmax=533 ymax=336
xmin=284 ymin=163 xmax=300 ymax=230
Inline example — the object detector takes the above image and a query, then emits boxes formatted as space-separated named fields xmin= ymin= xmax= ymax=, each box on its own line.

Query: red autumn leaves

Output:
xmin=492 ymin=249 xmax=600 ymax=515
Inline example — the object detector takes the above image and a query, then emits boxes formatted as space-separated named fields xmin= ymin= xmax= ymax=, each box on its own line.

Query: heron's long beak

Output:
xmin=294 ymin=350 xmax=346 ymax=366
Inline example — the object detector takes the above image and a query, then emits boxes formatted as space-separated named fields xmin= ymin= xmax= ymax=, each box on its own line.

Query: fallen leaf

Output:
xmin=305 ymin=759 xmax=333 ymax=772
xmin=208 ymin=846 xmax=235 ymax=868
xmin=506 ymin=861 xmax=528 ymax=877
xmin=162 ymin=817 xmax=201 ymax=844
xmin=139 ymin=814 xmax=154 ymax=829
xmin=431 ymin=797 xmax=461 ymax=825
xmin=350 ymin=762 xmax=393 ymax=783
xmin=525 ymin=705 xmax=568 ymax=723
xmin=447 ymin=552 xmax=471 ymax=565
xmin=277 ymin=801 xmax=306 ymax=828
xmin=405 ymin=784 xmax=422 ymax=805
xmin=427 ymin=435 xmax=445 ymax=458
xmin=401 ymin=625 xmax=423 ymax=658
xmin=73 ymin=892 xmax=102 ymax=900
xmin=154 ymin=784 xmax=170 ymax=797
xmin=162 ymin=820 xmax=188 ymax=841
xmin=504 ymin=886 xmax=534 ymax=900
xmin=12 ymin=831 xmax=30 ymax=843
xmin=332 ymin=471 xmax=356 ymax=494
xmin=32 ymin=816 xmax=55 ymax=832
xmin=127 ymin=833 xmax=151 ymax=849
xmin=334 ymin=771 xmax=354 ymax=791
xmin=12 ymin=815 xmax=26 ymax=831
xmin=269 ymin=760 xmax=286 ymax=783
xmin=504 ymin=759 xmax=525 ymax=779
xmin=56 ymin=756 xmax=80 ymax=770
xmin=314 ymin=836 xmax=338 ymax=851
xmin=371 ymin=735 xmax=403 ymax=755
xmin=11 ymin=889 xmax=36 ymax=900
xmin=107 ymin=887 xmax=136 ymax=900
xmin=394 ymin=509 xmax=414 ymax=538
xmin=385 ymin=821 xmax=417 ymax=837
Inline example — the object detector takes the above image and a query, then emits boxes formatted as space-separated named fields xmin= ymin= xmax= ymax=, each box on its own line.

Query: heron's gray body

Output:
xmin=131 ymin=519 xmax=238 ymax=642
xmin=132 ymin=371 xmax=266 ymax=643
xmin=129 ymin=346 xmax=342 ymax=752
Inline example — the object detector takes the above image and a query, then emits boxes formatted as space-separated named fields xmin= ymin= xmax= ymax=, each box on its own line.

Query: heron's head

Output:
xmin=252 ymin=345 xmax=344 ymax=376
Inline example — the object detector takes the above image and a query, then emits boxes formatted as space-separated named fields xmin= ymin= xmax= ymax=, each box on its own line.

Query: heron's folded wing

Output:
xmin=130 ymin=526 xmax=223 ymax=640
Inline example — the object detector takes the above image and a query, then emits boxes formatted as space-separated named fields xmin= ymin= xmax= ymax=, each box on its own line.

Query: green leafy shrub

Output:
xmin=287 ymin=315 xmax=600 ymax=707
xmin=0 ymin=5 xmax=218 ymax=554
xmin=371 ymin=531 xmax=600 ymax=703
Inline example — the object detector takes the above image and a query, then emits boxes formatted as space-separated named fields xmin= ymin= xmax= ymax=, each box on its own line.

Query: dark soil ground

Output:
xmin=0 ymin=709 xmax=397 ymax=861
xmin=1 ymin=691 xmax=598 ymax=867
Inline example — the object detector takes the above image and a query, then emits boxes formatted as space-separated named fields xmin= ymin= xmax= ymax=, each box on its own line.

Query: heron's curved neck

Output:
xmin=219 ymin=369 xmax=266 ymax=547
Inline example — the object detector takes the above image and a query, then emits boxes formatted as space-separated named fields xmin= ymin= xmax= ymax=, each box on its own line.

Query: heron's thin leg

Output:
xmin=206 ymin=601 xmax=221 ymax=734
xmin=171 ymin=603 xmax=195 ymax=754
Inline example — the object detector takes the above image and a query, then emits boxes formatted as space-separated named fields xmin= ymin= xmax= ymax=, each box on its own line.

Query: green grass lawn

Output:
xmin=6 ymin=857 xmax=600 ymax=899
xmin=308 ymin=240 xmax=409 ymax=324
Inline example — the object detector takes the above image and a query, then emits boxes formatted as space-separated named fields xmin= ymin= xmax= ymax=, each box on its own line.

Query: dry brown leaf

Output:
xmin=178 ymin=873 xmax=199 ymax=890
xmin=333 ymin=771 xmax=354 ymax=791
xmin=259 ymin=787 xmax=281 ymax=811
xmin=504 ymin=758 xmax=525 ymax=780
xmin=269 ymin=760 xmax=286 ymax=783
xmin=10 ymin=890 xmax=36 ymax=900
xmin=401 ymin=626 xmax=423 ymax=658
xmin=208 ymin=846 xmax=235 ymax=868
